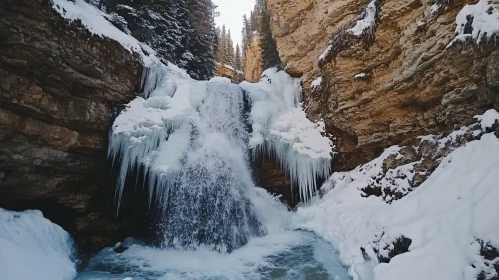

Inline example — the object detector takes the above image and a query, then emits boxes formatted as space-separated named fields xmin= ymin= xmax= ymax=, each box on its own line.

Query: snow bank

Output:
xmin=50 ymin=0 xmax=155 ymax=64
xmin=347 ymin=0 xmax=378 ymax=36
xmin=447 ymin=0 xmax=499 ymax=47
xmin=0 ymin=209 xmax=76 ymax=280
xmin=241 ymin=68 xmax=334 ymax=203
xmin=296 ymin=130 xmax=499 ymax=280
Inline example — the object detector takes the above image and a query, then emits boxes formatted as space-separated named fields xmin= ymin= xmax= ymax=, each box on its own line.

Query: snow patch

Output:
xmin=474 ymin=108 xmax=499 ymax=130
xmin=430 ymin=4 xmax=441 ymax=14
xmin=354 ymin=73 xmax=367 ymax=79
xmin=319 ymin=45 xmax=333 ymax=62
xmin=311 ymin=76 xmax=323 ymax=90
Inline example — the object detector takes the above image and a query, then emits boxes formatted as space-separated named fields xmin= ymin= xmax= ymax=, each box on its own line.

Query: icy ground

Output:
xmin=296 ymin=111 xmax=499 ymax=280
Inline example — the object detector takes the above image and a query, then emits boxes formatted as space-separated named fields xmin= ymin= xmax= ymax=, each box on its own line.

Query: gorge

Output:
xmin=1 ymin=0 xmax=499 ymax=279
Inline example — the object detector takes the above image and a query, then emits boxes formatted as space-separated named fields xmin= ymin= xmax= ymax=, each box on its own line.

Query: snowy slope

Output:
xmin=0 ymin=209 xmax=76 ymax=280
xmin=50 ymin=0 xmax=156 ymax=64
xmin=295 ymin=111 xmax=499 ymax=280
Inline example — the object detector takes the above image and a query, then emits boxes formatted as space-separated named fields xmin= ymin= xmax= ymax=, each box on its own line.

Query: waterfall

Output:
xmin=110 ymin=62 xmax=265 ymax=252
xmin=109 ymin=61 xmax=334 ymax=252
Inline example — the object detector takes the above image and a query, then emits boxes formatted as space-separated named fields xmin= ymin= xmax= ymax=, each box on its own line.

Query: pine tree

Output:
xmin=181 ymin=0 xmax=217 ymax=80
xmin=226 ymin=30 xmax=235 ymax=67
xmin=234 ymin=44 xmax=242 ymax=72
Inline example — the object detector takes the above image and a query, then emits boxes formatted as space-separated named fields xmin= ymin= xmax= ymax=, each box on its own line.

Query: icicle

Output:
xmin=241 ymin=68 xmax=335 ymax=203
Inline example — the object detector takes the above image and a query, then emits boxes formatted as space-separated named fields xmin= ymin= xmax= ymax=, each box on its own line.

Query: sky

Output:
xmin=213 ymin=0 xmax=255 ymax=46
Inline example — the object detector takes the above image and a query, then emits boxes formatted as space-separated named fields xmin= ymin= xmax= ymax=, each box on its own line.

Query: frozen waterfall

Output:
xmin=109 ymin=61 xmax=334 ymax=251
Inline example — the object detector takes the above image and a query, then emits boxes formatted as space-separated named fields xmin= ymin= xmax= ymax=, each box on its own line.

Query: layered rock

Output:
xmin=268 ymin=0 xmax=499 ymax=170
xmin=0 ymin=0 xmax=144 ymax=252
xmin=244 ymin=35 xmax=264 ymax=82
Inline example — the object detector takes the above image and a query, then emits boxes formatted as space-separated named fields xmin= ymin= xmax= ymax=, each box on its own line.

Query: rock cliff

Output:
xmin=244 ymin=35 xmax=264 ymax=82
xmin=0 ymin=0 xmax=145 ymax=252
xmin=267 ymin=0 xmax=499 ymax=170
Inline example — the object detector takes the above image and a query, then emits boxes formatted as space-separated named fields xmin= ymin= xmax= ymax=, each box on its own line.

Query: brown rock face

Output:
xmin=214 ymin=64 xmax=243 ymax=83
xmin=268 ymin=0 xmax=499 ymax=170
xmin=244 ymin=35 xmax=264 ymax=82
xmin=0 ymin=0 xmax=144 ymax=252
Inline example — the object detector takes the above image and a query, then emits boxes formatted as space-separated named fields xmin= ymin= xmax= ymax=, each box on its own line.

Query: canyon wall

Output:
xmin=244 ymin=35 xmax=264 ymax=83
xmin=0 ymin=0 xmax=145 ymax=252
xmin=267 ymin=0 xmax=499 ymax=170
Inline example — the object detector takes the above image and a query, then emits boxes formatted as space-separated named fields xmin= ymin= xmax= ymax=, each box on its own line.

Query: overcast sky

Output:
xmin=213 ymin=0 xmax=255 ymax=46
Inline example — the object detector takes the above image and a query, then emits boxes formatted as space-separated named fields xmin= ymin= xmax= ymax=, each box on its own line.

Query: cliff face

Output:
xmin=244 ymin=35 xmax=264 ymax=83
xmin=268 ymin=0 xmax=499 ymax=170
xmin=0 ymin=0 xmax=144 ymax=252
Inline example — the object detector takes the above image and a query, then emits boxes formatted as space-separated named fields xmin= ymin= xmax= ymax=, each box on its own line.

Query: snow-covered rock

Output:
xmin=447 ymin=0 xmax=499 ymax=47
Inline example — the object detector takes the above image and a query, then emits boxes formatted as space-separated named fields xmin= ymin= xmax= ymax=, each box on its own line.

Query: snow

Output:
xmin=50 ymin=0 xmax=155 ymax=64
xmin=416 ymin=20 xmax=426 ymax=27
xmin=295 ymin=132 xmax=499 ymax=280
xmin=241 ymin=68 xmax=334 ymax=203
xmin=474 ymin=108 xmax=499 ymax=130
xmin=354 ymin=73 xmax=367 ymax=79
xmin=0 ymin=209 xmax=76 ymax=280
xmin=430 ymin=4 xmax=441 ymax=14
xmin=447 ymin=0 xmax=499 ymax=47
xmin=319 ymin=45 xmax=333 ymax=62
xmin=347 ymin=0 xmax=377 ymax=36
xmin=209 ymin=76 xmax=232 ymax=84
xmin=311 ymin=76 xmax=323 ymax=90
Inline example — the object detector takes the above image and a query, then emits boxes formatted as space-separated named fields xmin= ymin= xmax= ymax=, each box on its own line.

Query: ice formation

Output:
xmin=241 ymin=68 xmax=334 ymax=203
xmin=447 ymin=0 xmax=499 ymax=47
xmin=0 ymin=209 xmax=76 ymax=280
xmin=295 ymin=111 xmax=499 ymax=280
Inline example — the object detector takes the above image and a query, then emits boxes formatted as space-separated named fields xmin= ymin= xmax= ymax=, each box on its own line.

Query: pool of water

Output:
xmin=76 ymin=230 xmax=350 ymax=280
